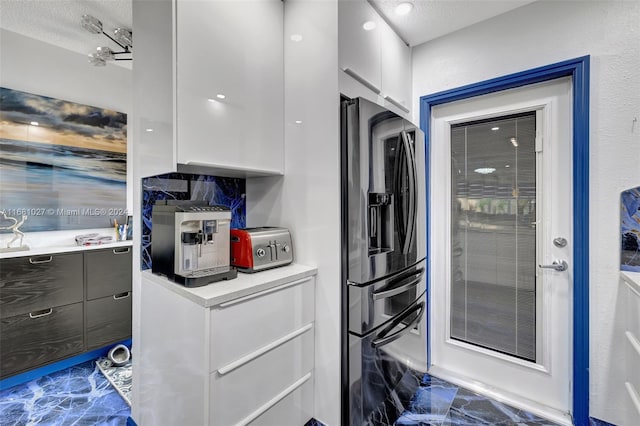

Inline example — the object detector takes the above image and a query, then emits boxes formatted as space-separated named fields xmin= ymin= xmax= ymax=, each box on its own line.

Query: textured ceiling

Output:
xmin=0 ymin=0 xmax=535 ymax=65
xmin=370 ymin=0 xmax=537 ymax=46
xmin=0 ymin=0 xmax=132 ymax=67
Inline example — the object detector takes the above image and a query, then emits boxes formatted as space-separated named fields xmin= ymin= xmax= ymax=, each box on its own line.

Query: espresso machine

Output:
xmin=152 ymin=201 xmax=237 ymax=287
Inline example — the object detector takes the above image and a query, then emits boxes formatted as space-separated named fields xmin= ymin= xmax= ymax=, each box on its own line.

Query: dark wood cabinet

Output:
xmin=86 ymin=292 xmax=132 ymax=350
xmin=0 ymin=302 xmax=84 ymax=379
xmin=85 ymin=247 xmax=132 ymax=300
xmin=0 ymin=247 xmax=133 ymax=379
xmin=0 ymin=253 xmax=83 ymax=318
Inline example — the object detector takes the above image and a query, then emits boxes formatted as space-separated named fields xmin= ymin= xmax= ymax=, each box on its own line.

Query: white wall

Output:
xmin=412 ymin=1 xmax=640 ymax=424
xmin=0 ymin=29 xmax=133 ymax=213
xmin=246 ymin=1 xmax=341 ymax=424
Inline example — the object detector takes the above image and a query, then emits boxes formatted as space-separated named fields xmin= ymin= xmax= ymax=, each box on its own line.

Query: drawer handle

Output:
xmin=217 ymin=276 xmax=313 ymax=308
xmin=237 ymin=372 xmax=312 ymax=426
xmin=29 ymin=256 xmax=53 ymax=264
xmin=217 ymin=323 xmax=313 ymax=376
xmin=29 ymin=308 xmax=53 ymax=319
xmin=113 ymin=247 xmax=131 ymax=254
xmin=113 ymin=292 xmax=131 ymax=300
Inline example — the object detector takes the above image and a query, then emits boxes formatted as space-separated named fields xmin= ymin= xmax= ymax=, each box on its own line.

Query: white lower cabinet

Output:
xmin=137 ymin=266 xmax=316 ymax=425
xmin=210 ymin=331 xmax=314 ymax=425
xmin=621 ymin=272 xmax=640 ymax=425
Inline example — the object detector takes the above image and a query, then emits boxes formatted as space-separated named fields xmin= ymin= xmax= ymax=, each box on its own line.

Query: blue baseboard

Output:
xmin=0 ymin=338 xmax=132 ymax=391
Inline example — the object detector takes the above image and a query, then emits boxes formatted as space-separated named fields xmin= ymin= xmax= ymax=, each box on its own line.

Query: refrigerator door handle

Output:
xmin=401 ymin=130 xmax=417 ymax=254
xmin=372 ymin=301 xmax=425 ymax=348
xmin=372 ymin=267 xmax=425 ymax=301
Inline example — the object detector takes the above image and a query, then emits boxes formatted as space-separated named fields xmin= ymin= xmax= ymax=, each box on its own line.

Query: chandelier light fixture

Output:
xmin=81 ymin=14 xmax=132 ymax=66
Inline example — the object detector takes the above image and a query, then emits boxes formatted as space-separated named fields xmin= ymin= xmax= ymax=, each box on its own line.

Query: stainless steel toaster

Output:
xmin=230 ymin=227 xmax=293 ymax=272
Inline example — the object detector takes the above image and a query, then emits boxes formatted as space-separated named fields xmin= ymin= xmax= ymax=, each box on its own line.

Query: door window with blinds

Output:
xmin=450 ymin=112 xmax=537 ymax=361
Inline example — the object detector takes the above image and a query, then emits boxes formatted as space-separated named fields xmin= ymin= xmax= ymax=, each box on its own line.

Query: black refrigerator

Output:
xmin=341 ymin=96 xmax=427 ymax=425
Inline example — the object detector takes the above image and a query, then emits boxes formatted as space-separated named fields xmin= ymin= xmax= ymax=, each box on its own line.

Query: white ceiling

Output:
xmin=370 ymin=0 xmax=537 ymax=46
xmin=0 ymin=0 xmax=536 ymax=60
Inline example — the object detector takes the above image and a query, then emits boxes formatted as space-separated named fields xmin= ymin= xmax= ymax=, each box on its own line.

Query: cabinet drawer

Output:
xmin=248 ymin=374 xmax=313 ymax=426
xmin=0 ymin=302 xmax=84 ymax=379
xmin=626 ymin=330 xmax=640 ymax=400
xmin=627 ymin=283 xmax=640 ymax=345
xmin=210 ymin=328 xmax=314 ymax=426
xmin=0 ymin=253 xmax=83 ymax=318
xmin=210 ymin=276 xmax=314 ymax=372
xmin=85 ymin=247 xmax=132 ymax=300
xmin=86 ymin=292 xmax=132 ymax=350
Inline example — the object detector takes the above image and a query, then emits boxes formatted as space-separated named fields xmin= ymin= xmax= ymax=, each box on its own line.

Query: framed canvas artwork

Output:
xmin=0 ymin=87 xmax=127 ymax=232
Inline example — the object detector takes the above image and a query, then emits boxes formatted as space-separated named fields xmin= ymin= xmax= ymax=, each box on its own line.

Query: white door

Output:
xmin=429 ymin=77 xmax=573 ymax=425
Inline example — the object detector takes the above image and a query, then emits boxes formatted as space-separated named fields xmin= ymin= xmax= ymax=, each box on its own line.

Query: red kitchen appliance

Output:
xmin=230 ymin=227 xmax=293 ymax=272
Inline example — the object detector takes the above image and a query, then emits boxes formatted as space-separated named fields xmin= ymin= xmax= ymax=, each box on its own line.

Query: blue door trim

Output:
xmin=419 ymin=56 xmax=590 ymax=426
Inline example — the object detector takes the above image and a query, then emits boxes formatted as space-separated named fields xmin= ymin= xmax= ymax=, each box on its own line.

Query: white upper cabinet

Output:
xmin=380 ymin=22 xmax=411 ymax=113
xmin=176 ymin=0 xmax=284 ymax=176
xmin=338 ymin=0 xmax=382 ymax=94
xmin=338 ymin=0 xmax=411 ymax=116
xmin=132 ymin=0 xmax=177 ymax=178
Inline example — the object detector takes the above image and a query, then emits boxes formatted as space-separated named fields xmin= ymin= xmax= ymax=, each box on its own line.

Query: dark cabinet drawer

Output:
xmin=86 ymin=292 xmax=132 ymax=350
xmin=0 ymin=302 xmax=84 ymax=379
xmin=85 ymin=247 xmax=132 ymax=300
xmin=0 ymin=253 xmax=83 ymax=318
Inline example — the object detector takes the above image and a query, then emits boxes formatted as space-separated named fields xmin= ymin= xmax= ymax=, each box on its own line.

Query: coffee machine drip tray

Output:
xmin=175 ymin=266 xmax=238 ymax=288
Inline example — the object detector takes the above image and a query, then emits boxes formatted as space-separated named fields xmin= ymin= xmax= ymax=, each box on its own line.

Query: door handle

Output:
xmin=539 ymin=259 xmax=568 ymax=272
xmin=400 ymin=130 xmax=417 ymax=254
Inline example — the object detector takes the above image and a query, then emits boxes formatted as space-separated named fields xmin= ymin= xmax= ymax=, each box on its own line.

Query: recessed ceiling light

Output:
xmin=145 ymin=128 xmax=154 ymax=132
xmin=362 ymin=21 xmax=376 ymax=31
xmin=295 ymin=120 xmax=302 ymax=124
xmin=510 ymin=137 xmax=518 ymax=147
xmin=491 ymin=127 xmax=500 ymax=131
xmin=290 ymin=34 xmax=303 ymax=42
xmin=394 ymin=2 xmax=413 ymax=16
xmin=30 ymin=121 xmax=39 ymax=126
xmin=474 ymin=167 xmax=496 ymax=174
xmin=216 ymin=94 xmax=226 ymax=100
xmin=505 ymin=164 xmax=511 ymax=168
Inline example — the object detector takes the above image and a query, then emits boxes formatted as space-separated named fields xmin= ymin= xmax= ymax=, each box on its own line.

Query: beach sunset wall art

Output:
xmin=0 ymin=87 xmax=127 ymax=232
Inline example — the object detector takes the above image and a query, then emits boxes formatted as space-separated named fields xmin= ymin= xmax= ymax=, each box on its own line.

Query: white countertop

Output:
xmin=0 ymin=228 xmax=133 ymax=259
xmin=142 ymin=263 xmax=318 ymax=308
xmin=621 ymin=270 xmax=640 ymax=294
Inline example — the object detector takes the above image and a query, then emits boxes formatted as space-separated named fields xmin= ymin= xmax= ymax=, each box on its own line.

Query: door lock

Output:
xmin=553 ymin=237 xmax=568 ymax=248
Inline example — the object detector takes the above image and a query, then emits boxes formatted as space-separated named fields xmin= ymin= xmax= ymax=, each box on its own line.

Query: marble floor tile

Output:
xmin=444 ymin=387 xmax=558 ymax=426
xmin=395 ymin=375 xmax=562 ymax=426
xmin=0 ymin=361 xmax=130 ymax=426
xmin=395 ymin=376 xmax=459 ymax=425
xmin=1 ymin=363 xmax=609 ymax=426
xmin=589 ymin=417 xmax=616 ymax=426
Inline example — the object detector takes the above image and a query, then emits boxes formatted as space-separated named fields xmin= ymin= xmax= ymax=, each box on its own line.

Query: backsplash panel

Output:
xmin=141 ymin=172 xmax=246 ymax=270
xmin=621 ymin=186 xmax=640 ymax=272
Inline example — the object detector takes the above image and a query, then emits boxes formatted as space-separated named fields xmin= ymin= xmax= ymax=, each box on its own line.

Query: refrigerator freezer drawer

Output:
xmin=348 ymin=259 xmax=426 ymax=336
xmin=349 ymin=292 xmax=427 ymax=425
